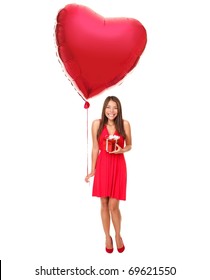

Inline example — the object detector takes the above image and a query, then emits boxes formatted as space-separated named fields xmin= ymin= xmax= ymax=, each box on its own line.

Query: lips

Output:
xmin=106 ymin=113 xmax=116 ymax=119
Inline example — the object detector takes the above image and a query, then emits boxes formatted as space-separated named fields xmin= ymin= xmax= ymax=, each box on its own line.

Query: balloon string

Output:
xmin=83 ymin=100 xmax=90 ymax=176
xmin=86 ymin=106 xmax=89 ymax=176
xmin=76 ymin=90 xmax=90 ymax=176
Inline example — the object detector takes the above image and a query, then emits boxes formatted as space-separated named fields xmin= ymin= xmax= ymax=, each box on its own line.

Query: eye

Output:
xmin=106 ymin=106 xmax=118 ymax=110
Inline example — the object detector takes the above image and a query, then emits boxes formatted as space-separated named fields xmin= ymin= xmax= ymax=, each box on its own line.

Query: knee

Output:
xmin=101 ymin=198 xmax=109 ymax=211
xmin=108 ymin=202 xmax=119 ymax=213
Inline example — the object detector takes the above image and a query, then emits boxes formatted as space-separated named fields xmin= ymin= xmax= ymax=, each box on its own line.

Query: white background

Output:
xmin=0 ymin=0 xmax=209 ymax=279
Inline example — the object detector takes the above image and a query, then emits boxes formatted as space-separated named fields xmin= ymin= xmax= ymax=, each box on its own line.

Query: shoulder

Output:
xmin=92 ymin=119 xmax=101 ymax=131
xmin=123 ymin=119 xmax=131 ymax=128
xmin=92 ymin=119 xmax=101 ymax=127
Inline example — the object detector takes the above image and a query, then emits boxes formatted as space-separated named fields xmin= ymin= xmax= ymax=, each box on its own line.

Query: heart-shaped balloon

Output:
xmin=55 ymin=4 xmax=147 ymax=100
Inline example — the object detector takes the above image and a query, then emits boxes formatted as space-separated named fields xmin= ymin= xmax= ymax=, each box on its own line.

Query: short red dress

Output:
xmin=92 ymin=125 xmax=127 ymax=200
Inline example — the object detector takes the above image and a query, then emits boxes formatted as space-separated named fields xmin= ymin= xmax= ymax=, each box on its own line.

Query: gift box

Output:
xmin=103 ymin=135 xmax=120 ymax=152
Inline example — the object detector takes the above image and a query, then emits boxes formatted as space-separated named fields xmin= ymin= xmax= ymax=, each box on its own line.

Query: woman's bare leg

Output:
xmin=108 ymin=198 xmax=124 ymax=248
xmin=100 ymin=197 xmax=112 ymax=249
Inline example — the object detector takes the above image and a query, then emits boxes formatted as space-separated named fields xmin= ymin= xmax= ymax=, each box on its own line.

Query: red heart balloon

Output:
xmin=55 ymin=4 xmax=147 ymax=100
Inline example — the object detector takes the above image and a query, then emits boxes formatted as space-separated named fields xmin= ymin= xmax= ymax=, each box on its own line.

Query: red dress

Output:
xmin=92 ymin=125 xmax=127 ymax=200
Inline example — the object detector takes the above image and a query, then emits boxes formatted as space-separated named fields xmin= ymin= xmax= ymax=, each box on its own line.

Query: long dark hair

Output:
xmin=97 ymin=96 xmax=126 ymax=139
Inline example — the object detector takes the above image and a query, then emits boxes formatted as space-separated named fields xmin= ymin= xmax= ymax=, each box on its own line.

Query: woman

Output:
xmin=85 ymin=96 xmax=132 ymax=253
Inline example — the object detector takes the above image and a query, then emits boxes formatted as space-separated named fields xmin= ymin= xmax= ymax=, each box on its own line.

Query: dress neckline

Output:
xmin=105 ymin=124 xmax=116 ymax=136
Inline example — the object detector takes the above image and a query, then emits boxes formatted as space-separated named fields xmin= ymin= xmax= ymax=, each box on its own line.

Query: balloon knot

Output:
xmin=84 ymin=101 xmax=90 ymax=109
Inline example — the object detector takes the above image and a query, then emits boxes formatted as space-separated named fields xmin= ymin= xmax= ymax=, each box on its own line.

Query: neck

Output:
xmin=107 ymin=121 xmax=115 ymax=126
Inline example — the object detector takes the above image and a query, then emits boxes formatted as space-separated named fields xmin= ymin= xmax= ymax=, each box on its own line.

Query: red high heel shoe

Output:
xmin=106 ymin=236 xmax=114 ymax=253
xmin=117 ymin=244 xmax=125 ymax=253
xmin=117 ymin=237 xmax=125 ymax=253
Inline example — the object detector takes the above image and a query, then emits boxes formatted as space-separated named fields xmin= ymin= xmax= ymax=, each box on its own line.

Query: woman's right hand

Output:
xmin=85 ymin=171 xmax=95 ymax=183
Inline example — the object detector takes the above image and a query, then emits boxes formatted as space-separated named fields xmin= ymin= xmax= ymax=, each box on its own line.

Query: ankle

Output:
xmin=115 ymin=234 xmax=122 ymax=240
xmin=105 ymin=234 xmax=112 ymax=240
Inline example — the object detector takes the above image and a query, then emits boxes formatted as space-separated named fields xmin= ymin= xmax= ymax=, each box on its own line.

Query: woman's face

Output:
xmin=105 ymin=100 xmax=118 ymax=121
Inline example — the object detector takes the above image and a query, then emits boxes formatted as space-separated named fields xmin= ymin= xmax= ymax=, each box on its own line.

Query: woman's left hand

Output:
xmin=109 ymin=144 xmax=123 ymax=154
